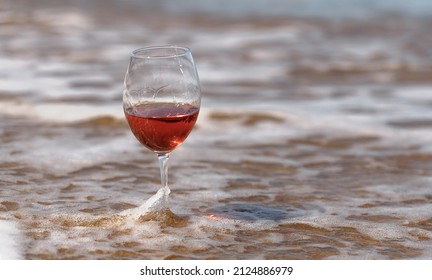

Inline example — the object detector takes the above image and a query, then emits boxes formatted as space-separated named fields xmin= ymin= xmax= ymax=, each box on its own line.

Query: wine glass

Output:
xmin=123 ymin=46 xmax=201 ymax=206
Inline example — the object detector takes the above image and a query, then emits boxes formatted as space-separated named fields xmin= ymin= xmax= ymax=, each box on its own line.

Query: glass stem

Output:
xmin=157 ymin=153 xmax=170 ymax=192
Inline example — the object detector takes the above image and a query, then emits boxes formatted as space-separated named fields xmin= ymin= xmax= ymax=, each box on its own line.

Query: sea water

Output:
xmin=1 ymin=0 xmax=432 ymax=259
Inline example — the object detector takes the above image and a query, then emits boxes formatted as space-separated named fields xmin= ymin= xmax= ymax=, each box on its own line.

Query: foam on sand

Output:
xmin=0 ymin=220 xmax=22 ymax=260
xmin=120 ymin=187 xmax=171 ymax=220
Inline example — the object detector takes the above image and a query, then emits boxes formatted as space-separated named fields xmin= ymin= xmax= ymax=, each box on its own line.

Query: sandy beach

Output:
xmin=2 ymin=0 xmax=432 ymax=259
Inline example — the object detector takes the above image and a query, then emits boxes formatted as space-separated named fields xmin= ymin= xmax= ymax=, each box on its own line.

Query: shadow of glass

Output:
xmin=207 ymin=203 xmax=298 ymax=221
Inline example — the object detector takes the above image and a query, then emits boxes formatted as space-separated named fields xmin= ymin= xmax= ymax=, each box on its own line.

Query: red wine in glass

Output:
xmin=125 ymin=103 xmax=199 ymax=153
xmin=123 ymin=46 xmax=201 ymax=204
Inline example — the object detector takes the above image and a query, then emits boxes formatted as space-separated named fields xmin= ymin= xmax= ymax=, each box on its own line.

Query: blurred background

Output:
xmin=1 ymin=0 xmax=432 ymax=112
xmin=2 ymin=0 xmax=432 ymax=142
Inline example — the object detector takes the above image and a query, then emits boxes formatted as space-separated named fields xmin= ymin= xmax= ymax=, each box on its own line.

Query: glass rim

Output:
xmin=131 ymin=45 xmax=191 ymax=59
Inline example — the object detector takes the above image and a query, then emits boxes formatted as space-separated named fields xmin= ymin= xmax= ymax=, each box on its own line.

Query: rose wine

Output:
xmin=125 ymin=103 xmax=199 ymax=153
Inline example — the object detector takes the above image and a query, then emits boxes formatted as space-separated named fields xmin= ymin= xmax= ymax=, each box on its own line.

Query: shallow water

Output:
xmin=1 ymin=1 xmax=432 ymax=259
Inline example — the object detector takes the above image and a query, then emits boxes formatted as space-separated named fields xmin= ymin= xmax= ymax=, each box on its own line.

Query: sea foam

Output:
xmin=0 ymin=220 xmax=22 ymax=260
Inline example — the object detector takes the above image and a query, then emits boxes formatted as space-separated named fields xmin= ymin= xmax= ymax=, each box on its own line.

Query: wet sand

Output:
xmin=1 ymin=1 xmax=432 ymax=259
